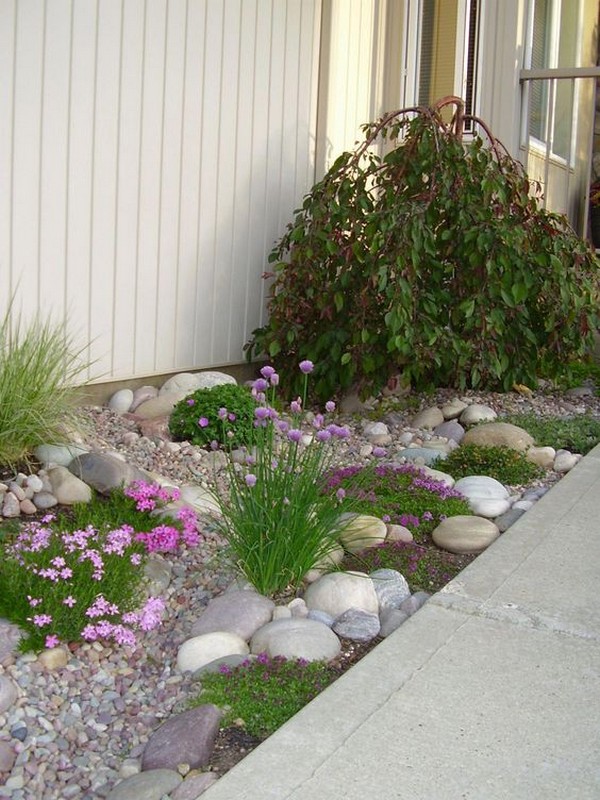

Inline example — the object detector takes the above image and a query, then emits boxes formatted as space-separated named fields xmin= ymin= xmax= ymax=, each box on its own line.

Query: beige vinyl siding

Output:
xmin=0 ymin=0 xmax=321 ymax=382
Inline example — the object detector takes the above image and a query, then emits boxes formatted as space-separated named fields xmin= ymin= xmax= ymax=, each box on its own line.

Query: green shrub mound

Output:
xmin=442 ymin=444 xmax=543 ymax=485
xmin=502 ymin=413 xmax=600 ymax=456
xmin=169 ymin=383 xmax=258 ymax=449
xmin=247 ymin=98 xmax=599 ymax=401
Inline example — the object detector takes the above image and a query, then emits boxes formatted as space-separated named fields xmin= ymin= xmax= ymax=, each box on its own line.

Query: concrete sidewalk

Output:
xmin=203 ymin=445 xmax=600 ymax=800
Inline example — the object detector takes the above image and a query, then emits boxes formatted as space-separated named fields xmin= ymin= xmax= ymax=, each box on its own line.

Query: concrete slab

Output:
xmin=201 ymin=445 xmax=600 ymax=800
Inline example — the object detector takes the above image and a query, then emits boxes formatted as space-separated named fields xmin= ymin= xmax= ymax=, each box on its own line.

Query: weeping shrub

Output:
xmin=246 ymin=97 xmax=599 ymax=401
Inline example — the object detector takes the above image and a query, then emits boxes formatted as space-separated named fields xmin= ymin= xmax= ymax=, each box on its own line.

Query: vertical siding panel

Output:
xmin=134 ymin=0 xmax=167 ymax=375
xmin=176 ymin=0 xmax=204 ymax=369
xmin=154 ymin=0 xmax=187 ymax=372
xmin=194 ymin=1 xmax=223 ymax=366
xmin=245 ymin=0 xmax=272 ymax=334
xmin=211 ymin=0 xmax=242 ymax=365
xmin=226 ymin=0 xmax=253 ymax=360
xmin=0 ymin=0 xmax=16 ymax=312
xmin=88 ymin=1 xmax=123 ymax=377
xmin=39 ymin=1 xmax=71 ymax=319
xmin=112 ymin=0 xmax=144 ymax=379
xmin=11 ymin=0 xmax=45 ymax=322
xmin=66 ymin=2 xmax=96 ymax=375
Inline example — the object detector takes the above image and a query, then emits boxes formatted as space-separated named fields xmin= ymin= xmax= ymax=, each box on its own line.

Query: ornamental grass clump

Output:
xmin=210 ymin=362 xmax=356 ymax=596
xmin=189 ymin=652 xmax=337 ymax=738
xmin=325 ymin=462 xmax=470 ymax=541
xmin=0 ymin=301 xmax=89 ymax=470
xmin=169 ymin=383 xmax=258 ymax=449
xmin=0 ymin=480 xmax=201 ymax=652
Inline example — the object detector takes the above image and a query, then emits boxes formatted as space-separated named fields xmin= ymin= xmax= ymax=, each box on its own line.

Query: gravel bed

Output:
xmin=0 ymin=385 xmax=599 ymax=799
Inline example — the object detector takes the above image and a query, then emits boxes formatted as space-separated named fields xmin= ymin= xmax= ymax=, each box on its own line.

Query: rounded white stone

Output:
xmin=432 ymin=515 xmax=500 ymax=554
xmin=108 ymin=388 xmax=134 ymax=414
xmin=250 ymin=618 xmax=341 ymax=662
xmin=338 ymin=514 xmax=387 ymax=554
xmin=468 ymin=498 xmax=512 ymax=518
xmin=454 ymin=475 xmax=509 ymax=500
xmin=526 ymin=446 xmax=556 ymax=469
xmin=176 ymin=632 xmax=249 ymax=673
xmin=411 ymin=406 xmax=444 ymax=429
xmin=304 ymin=571 xmax=379 ymax=617
xmin=459 ymin=404 xmax=498 ymax=425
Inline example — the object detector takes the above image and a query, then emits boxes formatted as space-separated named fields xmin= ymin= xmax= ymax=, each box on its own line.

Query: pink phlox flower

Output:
xmin=33 ymin=614 xmax=52 ymax=627
xmin=86 ymin=595 xmax=119 ymax=619
xmin=59 ymin=567 xmax=73 ymax=580
xmin=135 ymin=525 xmax=180 ymax=553
xmin=51 ymin=556 xmax=66 ymax=568
xmin=45 ymin=635 xmax=60 ymax=649
xmin=27 ymin=596 xmax=42 ymax=607
xmin=78 ymin=548 xmax=105 ymax=580
xmin=103 ymin=525 xmax=135 ymax=555
xmin=138 ymin=597 xmax=165 ymax=632
xmin=61 ymin=527 xmax=96 ymax=553
xmin=122 ymin=611 xmax=139 ymax=625
xmin=81 ymin=624 xmax=99 ymax=641
xmin=299 ymin=360 xmax=314 ymax=374
xmin=130 ymin=553 xmax=142 ymax=566
xmin=111 ymin=625 xmax=137 ymax=647
xmin=36 ymin=567 xmax=59 ymax=582
xmin=63 ymin=595 xmax=77 ymax=607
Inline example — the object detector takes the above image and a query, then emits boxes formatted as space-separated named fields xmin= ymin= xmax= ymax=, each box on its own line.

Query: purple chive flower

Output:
xmin=316 ymin=429 xmax=332 ymax=442
xmin=270 ymin=373 xmax=279 ymax=386
xmin=299 ymin=360 xmax=314 ymax=374
xmin=260 ymin=365 xmax=276 ymax=379
xmin=290 ymin=399 xmax=302 ymax=414
xmin=228 ymin=412 xmax=236 ymax=422
xmin=210 ymin=440 xmax=219 ymax=450
xmin=372 ymin=446 xmax=387 ymax=458
xmin=245 ymin=474 xmax=257 ymax=488
xmin=45 ymin=634 xmax=60 ymax=649
xmin=277 ymin=420 xmax=289 ymax=434
xmin=253 ymin=378 xmax=269 ymax=392
xmin=218 ymin=407 xmax=228 ymax=420
xmin=186 ymin=398 xmax=195 ymax=406
xmin=287 ymin=428 xmax=303 ymax=443
xmin=255 ymin=406 xmax=271 ymax=421
xmin=312 ymin=413 xmax=324 ymax=429
xmin=198 ymin=417 xmax=209 ymax=428
xmin=382 ymin=514 xmax=391 ymax=523
xmin=325 ymin=400 xmax=336 ymax=413
xmin=336 ymin=488 xmax=346 ymax=501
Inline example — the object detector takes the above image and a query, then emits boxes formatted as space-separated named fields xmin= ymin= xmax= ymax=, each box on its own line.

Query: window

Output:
xmin=526 ymin=0 xmax=579 ymax=162
xmin=405 ymin=0 xmax=481 ymax=124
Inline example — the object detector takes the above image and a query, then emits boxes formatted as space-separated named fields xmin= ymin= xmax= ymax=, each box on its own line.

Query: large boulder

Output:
xmin=304 ymin=571 xmax=379 ymax=617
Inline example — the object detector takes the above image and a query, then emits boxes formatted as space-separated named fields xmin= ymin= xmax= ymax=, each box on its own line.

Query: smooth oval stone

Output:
xmin=554 ymin=450 xmax=580 ymax=473
xmin=304 ymin=571 xmax=379 ymax=617
xmin=411 ymin=407 xmax=444 ymax=429
xmin=0 ymin=675 xmax=18 ymax=713
xmin=526 ymin=446 xmax=556 ymax=469
xmin=394 ymin=447 xmax=444 ymax=466
xmin=441 ymin=398 xmax=468 ymax=420
xmin=338 ymin=514 xmax=387 ymax=553
xmin=250 ymin=618 xmax=341 ymax=662
xmin=433 ymin=420 xmax=465 ymax=443
xmin=47 ymin=466 xmax=92 ymax=505
xmin=159 ymin=373 xmax=202 ymax=396
xmin=432 ymin=515 xmax=500 ymax=554
xmin=379 ymin=608 xmax=410 ymax=637
xmin=469 ymin=498 xmax=512 ymax=518
xmin=459 ymin=403 xmax=498 ymax=425
xmin=332 ymin=608 xmax=380 ymax=641
xmin=369 ymin=568 xmax=411 ymax=610
xmin=141 ymin=705 xmax=222 ymax=771
xmin=108 ymin=389 xmax=134 ymax=413
xmin=176 ymin=632 xmax=249 ymax=673
xmin=189 ymin=591 xmax=275 ymax=640
xmin=195 ymin=371 xmax=237 ymax=390
xmin=454 ymin=475 xmax=509 ymax=500
xmin=34 ymin=443 xmax=89 ymax=467
xmin=105 ymin=769 xmax=182 ymax=800
xmin=462 ymin=422 xmax=534 ymax=452
xmin=130 ymin=385 xmax=159 ymax=412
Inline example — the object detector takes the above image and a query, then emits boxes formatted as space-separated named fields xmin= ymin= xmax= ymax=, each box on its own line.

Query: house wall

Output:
xmin=0 ymin=0 xmax=321 ymax=384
